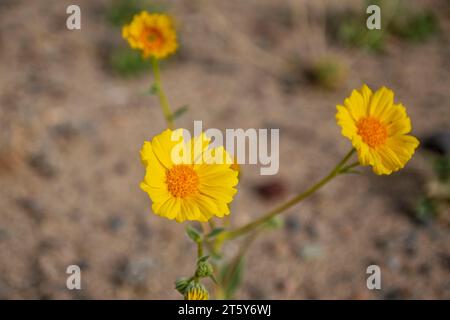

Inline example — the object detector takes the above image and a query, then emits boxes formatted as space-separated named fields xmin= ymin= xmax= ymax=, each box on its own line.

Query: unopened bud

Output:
xmin=195 ymin=261 xmax=214 ymax=278
xmin=175 ymin=277 xmax=191 ymax=294
xmin=184 ymin=282 xmax=209 ymax=300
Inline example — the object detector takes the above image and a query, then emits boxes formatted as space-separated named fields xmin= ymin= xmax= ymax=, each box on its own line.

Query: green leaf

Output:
xmin=186 ymin=226 xmax=201 ymax=243
xmin=264 ymin=216 xmax=283 ymax=229
xmin=206 ymin=228 xmax=225 ymax=239
xmin=170 ymin=105 xmax=189 ymax=121
xmin=209 ymin=274 xmax=217 ymax=284
xmin=220 ymin=257 xmax=245 ymax=299
xmin=197 ymin=255 xmax=210 ymax=264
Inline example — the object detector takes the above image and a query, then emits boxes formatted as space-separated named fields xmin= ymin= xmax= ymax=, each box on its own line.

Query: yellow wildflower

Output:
xmin=122 ymin=12 xmax=178 ymax=59
xmin=140 ymin=129 xmax=239 ymax=222
xmin=336 ymin=85 xmax=419 ymax=175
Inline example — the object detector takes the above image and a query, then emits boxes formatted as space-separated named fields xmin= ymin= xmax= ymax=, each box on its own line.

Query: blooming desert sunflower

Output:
xmin=336 ymin=85 xmax=419 ymax=175
xmin=122 ymin=12 xmax=178 ymax=59
xmin=140 ymin=129 xmax=239 ymax=222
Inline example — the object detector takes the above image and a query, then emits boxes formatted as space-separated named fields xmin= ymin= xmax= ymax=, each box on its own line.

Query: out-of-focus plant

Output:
xmin=417 ymin=135 xmax=450 ymax=224
xmin=328 ymin=0 xmax=439 ymax=52
xmin=107 ymin=0 xmax=165 ymax=27
xmin=327 ymin=1 xmax=386 ymax=53
xmin=335 ymin=13 xmax=385 ymax=52
xmin=306 ymin=57 xmax=348 ymax=90
xmin=123 ymin=10 xmax=420 ymax=300
xmin=389 ymin=10 xmax=438 ymax=42
xmin=109 ymin=48 xmax=151 ymax=76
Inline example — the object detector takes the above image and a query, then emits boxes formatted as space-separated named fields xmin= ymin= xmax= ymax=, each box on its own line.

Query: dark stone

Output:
xmin=0 ymin=279 xmax=12 ymax=298
xmin=402 ymin=232 xmax=417 ymax=257
xmin=74 ymin=260 xmax=90 ymax=270
xmin=386 ymin=256 xmax=401 ymax=271
xmin=28 ymin=152 xmax=57 ymax=178
xmin=374 ymin=237 xmax=389 ymax=251
xmin=417 ymin=263 xmax=431 ymax=276
xmin=254 ymin=180 xmax=287 ymax=201
xmin=0 ymin=0 xmax=19 ymax=9
xmin=285 ymin=215 xmax=301 ymax=233
xmin=113 ymin=160 xmax=128 ymax=176
xmin=304 ymin=223 xmax=318 ymax=239
xmin=50 ymin=122 xmax=80 ymax=141
xmin=0 ymin=229 xmax=9 ymax=241
xmin=107 ymin=216 xmax=125 ymax=232
xmin=136 ymin=220 xmax=152 ymax=240
xmin=246 ymin=285 xmax=267 ymax=299
xmin=383 ymin=288 xmax=409 ymax=300
xmin=16 ymin=197 xmax=45 ymax=223
xmin=439 ymin=253 xmax=450 ymax=271
xmin=422 ymin=132 xmax=450 ymax=155
xmin=38 ymin=238 xmax=58 ymax=251
xmin=274 ymin=279 xmax=287 ymax=292
xmin=113 ymin=256 xmax=155 ymax=287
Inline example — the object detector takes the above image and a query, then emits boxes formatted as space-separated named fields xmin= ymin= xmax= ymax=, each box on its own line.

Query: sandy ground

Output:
xmin=0 ymin=0 xmax=449 ymax=299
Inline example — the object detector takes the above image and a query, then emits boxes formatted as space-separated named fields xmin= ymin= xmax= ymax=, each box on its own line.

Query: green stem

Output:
xmin=151 ymin=57 xmax=174 ymax=129
xmin=223 ymin=148 xmax=356 ymax=240
xmin=208 ymin=219 xmax=216 ymax=230
xmin=197 ymin=240 xmax=203 ymax=258
xmin=219 ymin=229 xmax=260 ymax=298
xmin=340 ymin=161 xmax=360 ymax=173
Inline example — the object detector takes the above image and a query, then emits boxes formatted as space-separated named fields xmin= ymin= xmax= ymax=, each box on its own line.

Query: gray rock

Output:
xmin=16 ymin=197 xmax=46 ymax=223
xmin=28 ymin=152 xmax=57 ymax=178
xmin=107 ymin=216 xmax=125 ymax=232
xmin=423 ymin=132 xmax=450 ymax=155
xmin=114 ymin=256 xmax=155 ymax=287
xmin=285 ymin=215 xmax=301 ymax=233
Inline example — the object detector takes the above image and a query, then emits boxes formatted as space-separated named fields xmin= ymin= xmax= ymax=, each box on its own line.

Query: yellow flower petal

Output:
xmin=369 ymin=86 xmax=394 ymax=118
xmin=360 ymin=84 xmax=373 ymax=106
xmin=336 ymin=105 xmax=357 ymax=138
xmin=387 ymin=116 xmax=411 ymax=136
xmin=199 ymin=186 xmax=237 ymax=203
xmin=344 ymin=89 xmax=366 ymax=120
xmin=156 ymin=197 xmax=181 ymax=220
xmin=151 ymin=128 xmax=183 ymax=169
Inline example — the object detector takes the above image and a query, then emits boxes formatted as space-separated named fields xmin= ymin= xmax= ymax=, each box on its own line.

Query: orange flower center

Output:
xmin=356 ymin=117 xmax=388 ymax=148
xmin=166 ymin=165 xmax=199 ymax=198
xmin=141 ymin=27 xmax=164 ymax=50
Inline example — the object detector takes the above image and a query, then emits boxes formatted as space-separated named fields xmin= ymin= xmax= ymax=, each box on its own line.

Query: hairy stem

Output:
xmin=151 ymin=58 xmax=174 ymax=129
xmin=222 ymin=148 xmax=356 ymax=240
xmin=197 ymin=240 xmax=203 ymax=258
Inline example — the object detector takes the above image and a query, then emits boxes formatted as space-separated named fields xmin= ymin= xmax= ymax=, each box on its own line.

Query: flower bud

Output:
xmin=184 ymin=282 xmax=209 ymax=300
xmin=195 ymin=261 xmax=214 ymax=278
xmin=175 ymin=277 xmax=191 ymax=294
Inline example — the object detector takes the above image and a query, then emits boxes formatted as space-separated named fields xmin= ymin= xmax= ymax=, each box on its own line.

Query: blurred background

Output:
xmin=0 ymin=0 xmax=449 ymax=299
